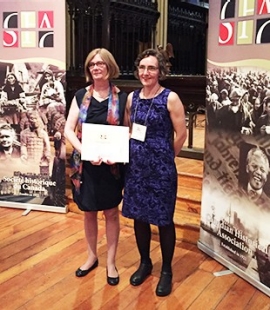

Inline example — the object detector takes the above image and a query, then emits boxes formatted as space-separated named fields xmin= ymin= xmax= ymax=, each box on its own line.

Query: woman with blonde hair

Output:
xmin=65 ymin=48 xmax=127 ymax=285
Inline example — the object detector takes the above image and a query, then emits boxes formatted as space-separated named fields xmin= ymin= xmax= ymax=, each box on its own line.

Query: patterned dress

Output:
xmin=122 ymin=88 xmax=177 ymax=226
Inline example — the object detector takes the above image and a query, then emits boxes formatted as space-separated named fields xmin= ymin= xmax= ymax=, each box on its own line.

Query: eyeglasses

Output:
xmin=138 ymin=65 xmax=159 ymax=73
xmin=89 ymin=61 xmax=106 ymax=69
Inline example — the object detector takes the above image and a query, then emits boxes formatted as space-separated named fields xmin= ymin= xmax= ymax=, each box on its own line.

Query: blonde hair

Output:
xmin=84 ymin=48 xmax=120 ymax=82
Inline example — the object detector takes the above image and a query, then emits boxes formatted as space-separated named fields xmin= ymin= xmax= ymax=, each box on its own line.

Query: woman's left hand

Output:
xmin=90 ymin=157 xmax=102 ymax=165
xmin=104 ymin=159 xmax=115 ymax=165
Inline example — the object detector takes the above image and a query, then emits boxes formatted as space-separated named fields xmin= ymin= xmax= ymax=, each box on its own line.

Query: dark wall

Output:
xmin=66 ymin=0 xmax=208 ymax=77
xmin=65 ymin=75 xmax=206 ymax=115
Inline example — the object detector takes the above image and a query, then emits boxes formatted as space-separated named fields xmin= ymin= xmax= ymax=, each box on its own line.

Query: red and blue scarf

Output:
xmin=70 ymin=83 xmax=119 ymax=192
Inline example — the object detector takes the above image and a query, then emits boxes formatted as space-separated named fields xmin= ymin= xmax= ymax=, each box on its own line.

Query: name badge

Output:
xmin=131 ymin=123 xmax=147 ymax=142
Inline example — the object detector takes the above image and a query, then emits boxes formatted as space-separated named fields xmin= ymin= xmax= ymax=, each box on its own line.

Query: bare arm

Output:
xmin=123 ymin=92 xmax=133 ymax=135
xmin=167 ymin=91 xmax=187 ymax=156
xmin=64 ymin=96 xmax=81 ymax=153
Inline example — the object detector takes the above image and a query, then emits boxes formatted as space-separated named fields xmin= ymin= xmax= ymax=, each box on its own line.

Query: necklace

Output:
xmin=134 ymin=86 xmax=162 ymax=126
xmin=93 ymin=86 xmax=110 ymax=101
xmin=141 ymin=85 xmax=162 ymax=99
xmin=131 ymin=88 xmax=162 ymax=142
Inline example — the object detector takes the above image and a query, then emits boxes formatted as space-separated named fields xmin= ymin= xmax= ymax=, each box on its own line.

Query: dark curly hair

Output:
xmin=134 ymin=48 xmax=169 ymax=81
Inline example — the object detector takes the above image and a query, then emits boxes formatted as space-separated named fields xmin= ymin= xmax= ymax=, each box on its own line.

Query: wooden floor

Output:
xmin=1 ymin=114 xmax=270 ymax=309
xmin=1 ymin=207 xmax=270 ymax=310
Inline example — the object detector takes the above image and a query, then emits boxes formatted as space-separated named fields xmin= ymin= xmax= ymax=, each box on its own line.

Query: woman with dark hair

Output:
xmin=2 ymin=73 xmax=26 ymax=126
xmin=3 ymin=73 xmax=25 ymax=101
xmin=64 ymin=48 xmax=127 ymax=286
xmin=122 ymin=49 xmax=187 ymax=296
xmin=40 ymin=69 xmax=65 ymax=107
xmin=39 ymin=69 xmax=66 ymax=135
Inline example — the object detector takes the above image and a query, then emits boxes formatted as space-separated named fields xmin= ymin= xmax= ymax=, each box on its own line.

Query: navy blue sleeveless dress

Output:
xmin=72 ymin=88 xmax=127 ymax=212
xmin=122 ymin=88 xmax=177 ymax=226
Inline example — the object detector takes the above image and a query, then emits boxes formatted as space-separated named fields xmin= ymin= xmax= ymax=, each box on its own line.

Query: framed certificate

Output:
xmin=81 ymin=123 xmax=129 ymax=163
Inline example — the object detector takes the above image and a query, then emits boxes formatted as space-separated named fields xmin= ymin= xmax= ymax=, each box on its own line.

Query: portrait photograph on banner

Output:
xmin=0 ymin=0 xmax=66 ymax=212
xmin=198 ymin=0 xmax=270 ymax=296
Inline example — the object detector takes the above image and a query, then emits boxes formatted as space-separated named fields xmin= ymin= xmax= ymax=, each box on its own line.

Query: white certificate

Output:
xmin=81 ymin=123 xmax=129 ymax=163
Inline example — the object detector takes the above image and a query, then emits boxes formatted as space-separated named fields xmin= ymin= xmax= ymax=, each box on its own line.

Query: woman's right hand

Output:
xmin=90 ymin=157 xmax=102 ymax=165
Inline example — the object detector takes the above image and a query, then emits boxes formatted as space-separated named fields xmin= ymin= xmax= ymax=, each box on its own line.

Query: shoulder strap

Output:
xmin=75 ymin=88 xmax=87 ymax=107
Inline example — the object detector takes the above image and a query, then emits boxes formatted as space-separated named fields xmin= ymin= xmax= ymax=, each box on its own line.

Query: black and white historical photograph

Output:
xmin=0 ymin=61 xmax=66 ymax=207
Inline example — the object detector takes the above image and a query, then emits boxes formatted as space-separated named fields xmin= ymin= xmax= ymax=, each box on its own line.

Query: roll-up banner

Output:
xmin=198 ymin=0 xmax=270 ymax=296
xmin=0 ymin=0 xmax=67 ymax=213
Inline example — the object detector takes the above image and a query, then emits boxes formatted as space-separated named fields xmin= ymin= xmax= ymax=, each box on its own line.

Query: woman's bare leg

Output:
xmin=79 ymin=211 xmax=98 ymax=270
xmin=104 ymin=207 xmax=120 ymax=277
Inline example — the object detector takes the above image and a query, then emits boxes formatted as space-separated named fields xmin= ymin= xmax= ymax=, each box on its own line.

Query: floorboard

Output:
xmin=1 ymin=208 xmax=270 ymax=310
xmin=1 ymin=115 xmax=270 ymax=309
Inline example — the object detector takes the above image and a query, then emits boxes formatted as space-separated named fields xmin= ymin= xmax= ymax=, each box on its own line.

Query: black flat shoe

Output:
xmin=75 ymin=259 xmax=99 ymax=277
xmin=107 ymin=267 xmax=119 ymax=286
xmin=130 ymin=262 xmax=153 ymax=286
xmin=155 ymin=271 xmax=172 ymax=297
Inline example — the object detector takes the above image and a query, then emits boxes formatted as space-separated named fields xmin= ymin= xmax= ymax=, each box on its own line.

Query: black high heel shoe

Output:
xmin=107 ymin=267 xmax=119 ymax=286
xmin=75 ymin=259 xmax=99 ymax=277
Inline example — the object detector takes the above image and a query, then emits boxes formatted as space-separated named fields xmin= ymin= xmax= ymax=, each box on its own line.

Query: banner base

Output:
xmin=197 ymin=240 xmax=270 ymax=297
xmin=0 ymin=201 xmax=68 ymax=214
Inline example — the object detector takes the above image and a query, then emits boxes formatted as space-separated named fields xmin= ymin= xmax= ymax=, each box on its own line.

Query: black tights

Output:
xmin=134 ymin=219 xmax=176 ymax=273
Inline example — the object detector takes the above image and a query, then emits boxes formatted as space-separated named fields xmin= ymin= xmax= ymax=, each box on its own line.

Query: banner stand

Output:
xmin=0 ymin=202 xmax=67 ymax=214
xmin=199 ymin=0 xmax=270 ymax=297
xmin=198 ymin=241 xmax=270 ymax=297
xmin=0 ymin=0 xmax=67 ymax=213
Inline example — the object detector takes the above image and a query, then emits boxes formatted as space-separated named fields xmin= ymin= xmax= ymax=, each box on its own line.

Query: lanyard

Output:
xmin=133 ymin=97 xmax=155 ymax=126
xmin=133 ymin=87 xmax=161 ymax=125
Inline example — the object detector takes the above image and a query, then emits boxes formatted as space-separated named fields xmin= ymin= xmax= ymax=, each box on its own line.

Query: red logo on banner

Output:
xmin=219 ymin=1 xmax=270 ymax=45
xmin=257 ymin=0 xmax=270 ymax=15
xmin=2 ymin=11 xmax=54 ymax=48
xmin=219 ymin=22 xmax=234 ymax=45
xmin=38 ymin=11 xmax=54 ymax=28
xmin=3 ymin=30 xmax=19 ymax=47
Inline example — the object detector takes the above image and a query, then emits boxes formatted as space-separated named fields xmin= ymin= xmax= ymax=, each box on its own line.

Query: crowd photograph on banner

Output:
xmin=0 ymin=61 xmax=66 ymax=208
xmin=200 ymin=65 xmax=270 ymax=290
xmin=205 ymin=67 xmax=270 ymax=136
